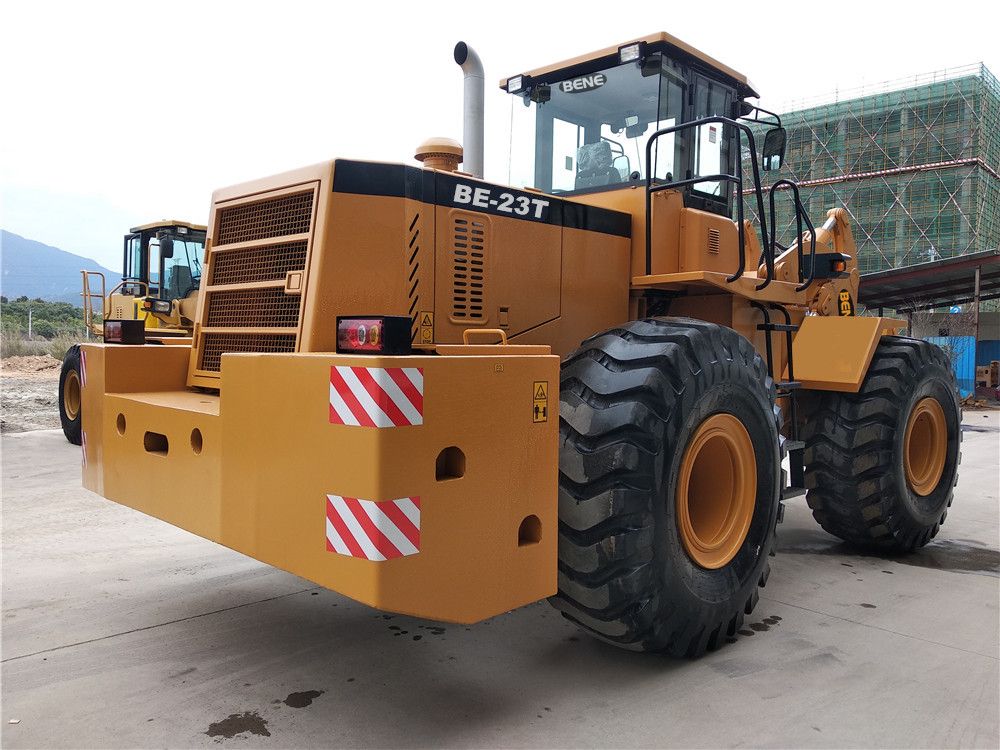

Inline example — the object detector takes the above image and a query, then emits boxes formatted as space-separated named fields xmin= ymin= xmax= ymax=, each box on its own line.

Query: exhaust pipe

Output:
xmin=454 ymin=41 xmax=484 ymax=178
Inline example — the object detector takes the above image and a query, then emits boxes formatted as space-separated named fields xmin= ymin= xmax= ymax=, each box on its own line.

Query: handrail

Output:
xmin=80 ymin=270 xmax=106 ymax=335
xmin=749 ymin=301 xmax=774 ymax=379
xmin=766 ymin=179 xmax=817 ymax=291
xmin=109 ymin=280 xmax=147 ymax=297
xmin=644 ymin=116 xmax=770 ymax=285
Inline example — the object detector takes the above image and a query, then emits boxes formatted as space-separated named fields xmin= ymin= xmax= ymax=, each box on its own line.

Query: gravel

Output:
xmin=1 ymin=355 xmax=63 ymax=433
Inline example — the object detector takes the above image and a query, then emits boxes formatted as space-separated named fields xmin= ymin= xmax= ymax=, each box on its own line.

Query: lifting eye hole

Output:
xmin=435 ymin=446 xmax=465 ymax=481
xmin=518 ymin=515 xmax=542 ymax=546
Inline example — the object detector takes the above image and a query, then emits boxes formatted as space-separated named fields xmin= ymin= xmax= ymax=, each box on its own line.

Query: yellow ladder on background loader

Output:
xmin=80 ymin=270 xmax=106 ymax=337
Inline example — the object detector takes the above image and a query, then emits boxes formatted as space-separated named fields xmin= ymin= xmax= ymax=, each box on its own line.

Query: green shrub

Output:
xmin=0 ymin=334 xmax=50 ymax=359
xmin=47 ymin=335 xmax=80 ymax=362
xmin=32 ymin=320 xmax=57 ymax=339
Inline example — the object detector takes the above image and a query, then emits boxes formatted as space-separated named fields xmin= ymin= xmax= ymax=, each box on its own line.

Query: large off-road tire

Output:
xmin=801 ymin=336 xmax=961 ymax=551
xmin=553 ymin=318 xmax=782 ymax=656
xmin=59 ymin=345 xmax=83 ymax=445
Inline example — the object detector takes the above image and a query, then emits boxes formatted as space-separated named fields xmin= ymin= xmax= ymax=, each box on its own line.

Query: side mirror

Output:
xmin=762 ymin=127 xmax=786 ymax=171
xmin=159 ymin=236 xmax=174 ymax=258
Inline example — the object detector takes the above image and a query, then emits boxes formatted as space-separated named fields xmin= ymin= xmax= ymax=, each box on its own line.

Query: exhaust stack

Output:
xmin=454 ymin=41 xmax=484 ymax=178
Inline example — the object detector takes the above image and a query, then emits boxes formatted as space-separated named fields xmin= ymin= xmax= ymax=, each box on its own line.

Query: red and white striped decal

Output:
xmin=325 ymin=495 xmax=420 ymax=561
xmin=81 ymin=430 xmax=87 ymax=467
xmin=329 ymin=366 xmax=423 ymax=428
xmin=79 ymin=348 xmax=87 ymax=387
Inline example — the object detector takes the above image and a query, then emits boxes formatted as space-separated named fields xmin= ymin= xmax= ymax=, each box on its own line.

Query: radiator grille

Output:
xmin=206 ymin=287 xmax=301 ymax=328
xmin=191 ymin=183 xmax=317 ymax=381
xmin=452 ymin=216 xmax=486 ymax=320
xmin=210 ymin=241 xmax=308 ymax=285
xmin=198 ymin=333 xmax=297 ymax=373
xmin=216 ymin=192 xmax=313 ymax=245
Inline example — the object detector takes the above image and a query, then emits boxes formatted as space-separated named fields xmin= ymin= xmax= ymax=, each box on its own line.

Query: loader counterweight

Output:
xmin=82 ymin=343 xmax=558 ymax=623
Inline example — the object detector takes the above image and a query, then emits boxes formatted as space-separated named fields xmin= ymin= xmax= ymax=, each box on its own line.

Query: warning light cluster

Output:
xmin=336 ymin=316 xmax=413 ymax=356
xmin=338 ymin=318 xmax=384 ymax=352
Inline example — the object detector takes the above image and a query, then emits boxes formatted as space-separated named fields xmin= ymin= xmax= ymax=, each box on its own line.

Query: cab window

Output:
xmin=691 ymin=74 xmax=735 ymax=201
xmin=123 ymin=234 xmax=143 ymax=280
xmin=148 ymin=239 xmax=160 ymax=294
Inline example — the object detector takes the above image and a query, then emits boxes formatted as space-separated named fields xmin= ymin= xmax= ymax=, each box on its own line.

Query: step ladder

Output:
xmin=750 ymin=302 xmax=807 ymax=505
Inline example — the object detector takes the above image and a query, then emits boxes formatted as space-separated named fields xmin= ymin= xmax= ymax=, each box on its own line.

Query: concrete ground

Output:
xmin=2 ymin=414 xmax=998 ymax=749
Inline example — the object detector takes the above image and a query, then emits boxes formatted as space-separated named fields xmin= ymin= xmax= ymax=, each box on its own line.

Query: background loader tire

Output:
xmin=802 ymin=336 xmax=961 ymax=551
xmin=553 ymin=318 xmax=782 ymax=656
xmin=59 ymin=345 xmax=83 ymax=446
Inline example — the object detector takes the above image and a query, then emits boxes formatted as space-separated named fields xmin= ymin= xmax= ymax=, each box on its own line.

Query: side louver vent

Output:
xmin=707 ymin=228 xmax=721 ymax=254
xmin=452 ymin=216 xmax=486 ymax=321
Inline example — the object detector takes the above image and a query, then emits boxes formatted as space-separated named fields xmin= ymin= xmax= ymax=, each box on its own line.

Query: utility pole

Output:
xmin=27 ymin=306 xmax=33 ymax=340
xmin=973 ymin=265 xmax=981 ymax=367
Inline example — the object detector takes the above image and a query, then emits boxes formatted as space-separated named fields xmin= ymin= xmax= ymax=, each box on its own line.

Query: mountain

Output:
xmin=1 ymin=230 xmax=118 ymax=305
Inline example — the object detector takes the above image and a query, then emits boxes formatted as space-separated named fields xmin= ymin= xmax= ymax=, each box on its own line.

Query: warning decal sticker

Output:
xmin=533 ymin=380 xmax=548 ymax=423
xmin=418 ymin=311 xmax=434 ymax=345
xmin=329 ymin=366 xmax=424 ymax=428
xmin=326 ymin=495 xmax=420 ymax=560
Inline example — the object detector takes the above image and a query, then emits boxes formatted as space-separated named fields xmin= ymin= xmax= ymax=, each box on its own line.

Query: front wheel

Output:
xmin=801 ymin=336 xmax=961 ymax=551
xmin=59 ymin=345 xmax=83 ymax=445
xmin=553 ymin=318 xmax=782 ymax=656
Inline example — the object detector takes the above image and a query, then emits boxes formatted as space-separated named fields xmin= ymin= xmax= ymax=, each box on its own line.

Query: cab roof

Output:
xmin=500 ymin=31 xmax=759 ymax=99
xmin=129 ymin=219 xmax=207 ymax=233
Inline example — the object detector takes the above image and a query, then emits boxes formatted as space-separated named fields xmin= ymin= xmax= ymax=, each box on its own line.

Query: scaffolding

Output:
xmin=745 ymin=64 xmax=1000 ymax=275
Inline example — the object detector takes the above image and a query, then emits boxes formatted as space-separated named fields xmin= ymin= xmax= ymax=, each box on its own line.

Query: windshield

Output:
xmin=508 ymin=58 xmax=687 ymax=195
xmin=506 ymin=56 xmax=738 ymax=209
xmin=160 ymin=233 xmax=204 ymax=300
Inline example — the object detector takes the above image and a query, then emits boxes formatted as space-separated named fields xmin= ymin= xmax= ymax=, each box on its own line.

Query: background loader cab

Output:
xmin=60 ymin=220 xmax=207 ymax=445
xmin=119 ymin=220 xmax=206 ymax=325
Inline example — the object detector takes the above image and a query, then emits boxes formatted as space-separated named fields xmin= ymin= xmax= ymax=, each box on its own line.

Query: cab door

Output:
xmin=687 ymin=72 xmax=736 ymax=217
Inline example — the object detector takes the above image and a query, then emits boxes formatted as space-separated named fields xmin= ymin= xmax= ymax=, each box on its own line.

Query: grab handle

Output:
xmin=462 ymin=328 xmax=508 ymax=345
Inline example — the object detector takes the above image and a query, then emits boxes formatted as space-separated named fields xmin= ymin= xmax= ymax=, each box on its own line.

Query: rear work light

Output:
xmin=336 ymin=316 xmax=413 ymax=355
xmin=104 ymin=319 xmax=145 ymax=345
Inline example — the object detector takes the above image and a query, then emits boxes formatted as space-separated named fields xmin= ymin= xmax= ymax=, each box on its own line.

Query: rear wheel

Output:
xmin=59 ymin=345 xmax=83 ymax=445
xmin=801 ymin=336 xmax=961 ymax=551
xmin=553 ymin=318 xmax=782 ymax=656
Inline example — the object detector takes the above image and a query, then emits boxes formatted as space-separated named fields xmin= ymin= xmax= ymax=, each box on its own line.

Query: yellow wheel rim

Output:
xmin=904 ymin=397 xmax=947 ymax=496
xmin=677 ymin=413 xmax=757 ymax=570
xmin=63 ymin=368 xmax=81 ymax=421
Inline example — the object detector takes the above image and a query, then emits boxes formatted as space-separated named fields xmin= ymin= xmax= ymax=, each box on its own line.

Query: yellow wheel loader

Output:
xmin=77 ymin=34 xmax=961 ymax=656
xmin=59 ymin=220 xmax=206 ymax=444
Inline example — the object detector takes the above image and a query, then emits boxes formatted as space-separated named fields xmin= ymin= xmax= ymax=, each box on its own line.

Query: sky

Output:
xmin=2 ymin=0 xmax=998 ymax=270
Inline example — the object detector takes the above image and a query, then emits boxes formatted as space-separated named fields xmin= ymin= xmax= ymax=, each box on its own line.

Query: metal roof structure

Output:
xmin=859 ymin=248 xmax=1000 ymax=312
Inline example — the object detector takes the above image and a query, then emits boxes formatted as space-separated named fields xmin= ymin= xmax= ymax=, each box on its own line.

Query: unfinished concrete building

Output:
xmin=748 ymin=64 xmax=999 ymax=274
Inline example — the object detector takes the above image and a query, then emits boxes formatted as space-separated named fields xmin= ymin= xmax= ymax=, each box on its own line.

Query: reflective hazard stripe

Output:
xmin=329 ymin=366 xmax=423 ymax=427
xmin=79 ymin=348 xmax=87 ymax=387
xmin=325 ymin=495 xmax=421 ymax=561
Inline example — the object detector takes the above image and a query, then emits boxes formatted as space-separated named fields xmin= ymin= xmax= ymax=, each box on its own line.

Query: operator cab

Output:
xmin=122 ymin=220 xmax=206 ymax=301
xmin=503 ymin=33 xmax=785 ymax=218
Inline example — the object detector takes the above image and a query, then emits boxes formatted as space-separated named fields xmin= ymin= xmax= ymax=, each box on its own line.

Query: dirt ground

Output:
xmin=0 ymin=355 xmax=62 ymax=433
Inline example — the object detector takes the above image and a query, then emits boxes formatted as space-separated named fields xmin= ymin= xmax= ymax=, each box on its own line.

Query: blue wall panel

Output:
xmin=976 ymin=340 xmax=1000 ymax=367
xmin=925 ymin=336 xmax=976 ymax=397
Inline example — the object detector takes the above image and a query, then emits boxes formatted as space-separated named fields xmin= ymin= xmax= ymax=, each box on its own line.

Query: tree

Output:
xmin=32 ymin=319 xmax=57 ymax=339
